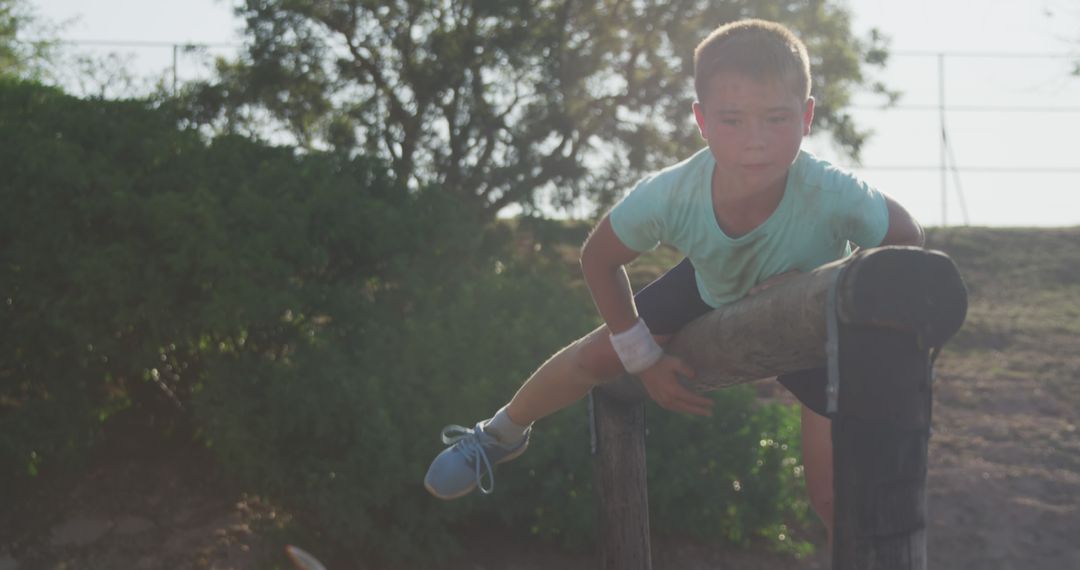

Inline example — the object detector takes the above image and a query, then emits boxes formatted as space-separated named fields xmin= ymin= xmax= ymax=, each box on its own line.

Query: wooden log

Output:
xmin=592 ymin=246 xmax=967 ymax=570
xmin=666 ymin=246 xmax=967 ymax=392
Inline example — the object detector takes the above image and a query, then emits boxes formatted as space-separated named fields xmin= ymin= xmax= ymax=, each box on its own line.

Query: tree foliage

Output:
xmin=0 ymin=0 xmax=147 ymax=98
xmin=186 ymin=0 xmax=893 ymax=217
xmin=0 ymin=0 xmax=60 ymax=81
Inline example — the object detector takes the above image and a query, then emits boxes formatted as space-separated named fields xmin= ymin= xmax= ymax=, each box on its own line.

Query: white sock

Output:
xmin=481 ymin=405 xmax=531 ymax=444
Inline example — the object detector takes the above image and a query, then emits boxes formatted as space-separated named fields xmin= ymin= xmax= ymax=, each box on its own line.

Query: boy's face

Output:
xmin=693 ymin=72 xmax=813 ymax=191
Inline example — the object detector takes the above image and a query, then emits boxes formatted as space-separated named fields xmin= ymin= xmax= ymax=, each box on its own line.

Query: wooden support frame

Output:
xmin=590 ymin=247 xmax=967 ymax=570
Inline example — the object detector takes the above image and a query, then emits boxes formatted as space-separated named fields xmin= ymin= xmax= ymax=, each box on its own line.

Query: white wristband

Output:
xmin=609 ymin=318 xmax=664 ymax=374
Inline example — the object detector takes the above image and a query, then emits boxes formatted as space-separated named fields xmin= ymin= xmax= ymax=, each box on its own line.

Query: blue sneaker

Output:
xmin=424 ymin=422 xmax=530 ymax=499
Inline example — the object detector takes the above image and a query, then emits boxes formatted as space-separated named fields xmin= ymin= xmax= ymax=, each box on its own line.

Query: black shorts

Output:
xmin=634 ymin=258 xmax=828 ymax=417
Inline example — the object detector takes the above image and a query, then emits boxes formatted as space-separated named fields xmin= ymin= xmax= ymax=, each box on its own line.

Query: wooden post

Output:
xmin=591 ymin=247 xmax=967 ymax=570
xmin=832 ymin=325 xmax=930 ymax=569
xmin=590 ymin=389 xmax=651 ymax=570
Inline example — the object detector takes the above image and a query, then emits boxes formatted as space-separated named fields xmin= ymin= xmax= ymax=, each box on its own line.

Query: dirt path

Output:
xmin=4 ymin=347 xmax=1074 ymax=570
xmin=926 ymin=346 xmax=1080 ymax=568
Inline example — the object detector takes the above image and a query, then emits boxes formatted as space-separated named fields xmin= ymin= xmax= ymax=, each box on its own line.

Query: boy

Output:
xmin=424 ymin=19 xmax=924 ymax=544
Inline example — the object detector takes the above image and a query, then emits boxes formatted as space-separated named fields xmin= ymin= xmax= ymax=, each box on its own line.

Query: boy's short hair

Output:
xmin=693 ymin=19 xmax=811 ymax=105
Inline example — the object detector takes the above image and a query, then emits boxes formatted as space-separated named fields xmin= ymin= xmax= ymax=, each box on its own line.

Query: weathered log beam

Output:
xmin=600 ymin=247 xmax=966 ymax=401
xmin=668 ymin=246 xmax=966 ymax=392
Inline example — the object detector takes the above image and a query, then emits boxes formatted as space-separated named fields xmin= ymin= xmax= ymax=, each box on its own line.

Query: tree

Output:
xmin=0 ymin=0 xmax=60 ymax=80
xmin=188 ymin=0 xmax=893 ymax=217
xmin=1040 ymin=1 xmax=1080 ymax=76
xmin=0 ymin=0 xmax=146 ymax=98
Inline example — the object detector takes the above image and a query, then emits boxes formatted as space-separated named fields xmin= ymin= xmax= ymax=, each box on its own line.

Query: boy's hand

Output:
xmin=638 ymin=354 xmax=713 ymax=417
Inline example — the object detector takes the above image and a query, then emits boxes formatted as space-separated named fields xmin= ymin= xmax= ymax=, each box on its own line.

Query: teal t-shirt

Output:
xmin=609 ymin=148 xmax=889 ymax=308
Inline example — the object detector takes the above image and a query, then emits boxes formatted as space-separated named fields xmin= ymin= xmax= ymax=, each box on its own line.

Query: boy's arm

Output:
xmin=752 ymin=194 xmax=924 ymax=294
xmin=580 ymin=216 xmax=642 ymax=334
xmin=879 ymin=192 xmax=925 ymax=247
xmin=581 ymin=216 xmax=713 ymax=417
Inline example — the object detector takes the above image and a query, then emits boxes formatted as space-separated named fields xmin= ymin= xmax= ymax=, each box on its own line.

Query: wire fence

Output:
xmin=49 ymin=38 xmax=241 ymax=94
xmin=22 ymin=38 xmax=1080 ymax=226
xmin=831 ymin=50 xmax=1080 ymax=226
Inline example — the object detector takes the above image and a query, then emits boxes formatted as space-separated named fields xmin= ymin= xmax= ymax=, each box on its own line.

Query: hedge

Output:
xmin=0 ymin=80 xmax=809 ymax=567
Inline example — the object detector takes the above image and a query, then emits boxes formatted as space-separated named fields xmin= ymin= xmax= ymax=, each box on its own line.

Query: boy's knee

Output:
xmin=573 ymin=327 xmax=675 ymax=381
xmin=573 ymin=330 xmax=625 ymax=381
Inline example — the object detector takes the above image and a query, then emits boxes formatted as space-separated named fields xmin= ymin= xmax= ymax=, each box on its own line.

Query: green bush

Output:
xmin=483 ymin=388 xmax=809 ymax=557
xmin=0 ymin=76 xmax=439 ymax=485
xmin=0 ymin=80 xmax=208 ymax=481
xmin=0 ymin=79 xmax=809 ymax=567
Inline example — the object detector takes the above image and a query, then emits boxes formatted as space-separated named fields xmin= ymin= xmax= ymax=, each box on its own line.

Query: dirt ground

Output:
xmin=0 ymin=408 xmax=832 ymax=570
xmin=2 ymin=347 xmax=1075 ymax=570
xmin=2 ymin=228 xmax=1078 ymax=569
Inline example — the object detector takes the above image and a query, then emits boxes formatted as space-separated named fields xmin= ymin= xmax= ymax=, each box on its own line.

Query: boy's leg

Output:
xmin=425 ymin=326 xmax=662 ymax=500
xmin=503 ymin=324 xmax=639 ymax=428
xmin=800 ymin=402 xmax=835 ymax=548
xmin=425 ymin=258 xmax=708 ymax=499
xmin=778 ymin=369 xmax=835 ymax=546
xmin=504 ymin=257 xmax=712 ymax=427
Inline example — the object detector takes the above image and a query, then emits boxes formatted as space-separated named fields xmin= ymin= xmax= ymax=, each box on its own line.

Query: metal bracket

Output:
xmin=825 ymin=269 xmax=842 ymax=415
xmin=587 ymin=390 xmax=597 ymax=455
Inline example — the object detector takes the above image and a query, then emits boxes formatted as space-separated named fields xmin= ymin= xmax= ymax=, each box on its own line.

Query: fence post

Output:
xmin=590 ymin=386 xmax=651 ymax=570
xmin=831 ymin=324 xmax=931 ymax=568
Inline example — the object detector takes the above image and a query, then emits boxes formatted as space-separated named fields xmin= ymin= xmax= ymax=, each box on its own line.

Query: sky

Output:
xmin=28 ymin=0 xmax=1080 ymax=228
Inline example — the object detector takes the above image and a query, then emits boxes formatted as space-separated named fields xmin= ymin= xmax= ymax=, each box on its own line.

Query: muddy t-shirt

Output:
xmin=609 ymin=148 xmax=888 ymax=308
